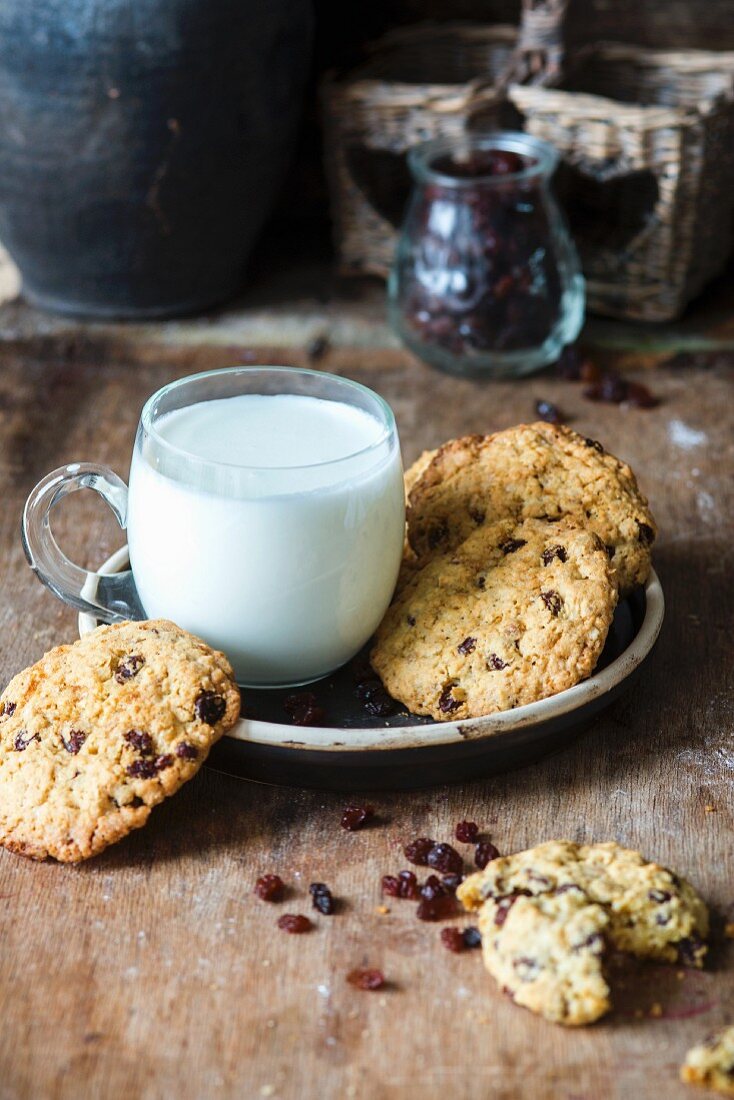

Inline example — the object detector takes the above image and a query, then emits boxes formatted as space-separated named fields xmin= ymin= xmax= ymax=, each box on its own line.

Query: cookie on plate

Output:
xmin=371 ymin=515 xmax=617 ymax=721
xmin=474 ymin=888 xmax=611 ymax=1026
xmin=682 ymin=1026 xmax=734 ymax=1095
xmin=406 ymin=422 xmax=657 ymax=594
xmin=458 ymin=840 xmax=708 ymax=1025
xmin=0 ymin=619 xmax=240 ymax=862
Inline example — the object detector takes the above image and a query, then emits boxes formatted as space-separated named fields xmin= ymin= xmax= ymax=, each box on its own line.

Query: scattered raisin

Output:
xmin=176 ymin=741 xmax=198 ymax=760
xmin=441 ymin=873 xmax=463 ymax=893
xmin=0 ymin=701 xmax=16 ymax=717
xmin=13 ymin=730 xmax=38 ymax=751
xmin=124 ymin=729 xmax=154 ymax=755
xmin=309 ymin=882 xmax=335 ymax=915
xmin=438 ymin=686 xmax=461 ymax=714
xmin=284 ymin=692 xmax=325 ymax=727
xmin=194 ymin=690 xmax=227 ymax=725
xmin=416 ymin=893 xmax=457 ymax=921
xmin=426 ymin=843 xmax=463 ymax=875
xmin=61 ymin=730 xmax=86 ymax=754
xmin=355 ymin=679 xmax=396 ymax=718
xmin=404 ymin=837 xmax=435 ymax=865
xmin=487 ymin=653 xmax=508 ymax=671
xmin=441 ymin=927 xmax=466 ymax=953
xmin=535 ymin=399 xmax=563 ymax=424
xmin=347 ymin=967 xmax=384 ymax=990
xmin=398 ymin=870 xmax=421 ymax=898
xmin=455 ymin=821 xmax=479 ymax=844
xmin=541 ymin=545 xmax=567 ymax=566
xmin=457 ymin=637 xmax=476 ymax=656
xmin=540 ymin=590 xmax=562 ymax=616
xmin=277 ymin=914 xmax=312 ymax=934
xmin=626 ymin=380 xmax=659 ymax=408
xmin=463 ymin=926 xmax=482 ymax=949
xmin=341 ymin=803 xmax=375 ymax=831
xmin=254 ymin=874 xmax=285 ymax=902
xmin=500 ymin=538 xmax=527 ymax=555
xmin=421 ymin=874 xmax=447 ymax=901
xmin=475 ymin=841 xmax=500 ymax=869
xmin=114 ymin=655 xmax=145 ymax=683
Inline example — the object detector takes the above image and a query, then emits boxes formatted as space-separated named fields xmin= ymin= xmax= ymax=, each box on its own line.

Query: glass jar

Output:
xmin=388 ymin=132 xmax=584 ymax=377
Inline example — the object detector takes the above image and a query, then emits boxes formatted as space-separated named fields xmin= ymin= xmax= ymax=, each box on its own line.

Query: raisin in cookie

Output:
xmin=458 ymin=840 xmax=708 ymax=1024
xmin=0 ymin=620 xmax=240 ymax=862
xmin=682 ymin=1026 xmax=734 ymax=1095
xmin=371 ymin=515 xmax=616 ymax=721
xmin=406 ymin=423 xmax=656 ymax=594
xmin=475 ymin=888 xmax=611 ymax=1026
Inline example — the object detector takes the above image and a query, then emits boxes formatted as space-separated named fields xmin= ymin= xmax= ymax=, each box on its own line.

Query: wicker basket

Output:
xmin=321 ymin=23 xmax=519 ymax=276
xmin=510 ymin=43 xmax=734 ymax=320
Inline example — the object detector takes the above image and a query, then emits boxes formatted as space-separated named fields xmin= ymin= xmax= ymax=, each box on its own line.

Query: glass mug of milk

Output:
xmin=22 ymin=367 xmax=406 ymax=687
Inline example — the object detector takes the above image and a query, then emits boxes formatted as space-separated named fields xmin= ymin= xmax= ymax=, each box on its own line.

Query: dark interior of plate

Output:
xmin=209 ymin=587 xmax=649 ymax=791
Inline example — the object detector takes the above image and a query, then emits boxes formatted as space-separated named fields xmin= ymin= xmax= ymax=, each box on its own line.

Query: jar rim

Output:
xmin=407 ymin=132 xmax=558 ymax=188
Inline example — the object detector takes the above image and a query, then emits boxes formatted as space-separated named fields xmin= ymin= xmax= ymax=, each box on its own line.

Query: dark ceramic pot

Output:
xmin=0 ymin=0 xmax=313 ymax=318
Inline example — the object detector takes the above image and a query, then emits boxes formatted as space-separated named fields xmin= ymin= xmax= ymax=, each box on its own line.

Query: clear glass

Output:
xmin=23 ymin=367 xmax=406 ymax=688
xmin=388 ymin=132 xmax=585 ymax=378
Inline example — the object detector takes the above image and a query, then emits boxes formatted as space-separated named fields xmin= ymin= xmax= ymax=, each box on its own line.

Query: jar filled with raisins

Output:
xmin=388 ymin=132 xmax=584 ymax=377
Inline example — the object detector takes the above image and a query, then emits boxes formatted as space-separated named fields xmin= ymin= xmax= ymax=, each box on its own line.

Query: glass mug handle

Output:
xmin=22 ymin=463 xmax=145 ymax=622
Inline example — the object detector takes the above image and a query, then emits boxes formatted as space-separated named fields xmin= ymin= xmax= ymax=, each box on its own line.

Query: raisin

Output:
xmin=341 ymin=803 xmax=374 ymax=831
xmin=494 ymin=896 xmax=519 ymax=926
xmin=426 ymin=843 xmax=463 ymax=875
xmin=638 ymin=521 xmax=655 ymax=547
xmin=475 ymin=841 xmax=500 ymax=869
xmin=407 ymin=614 xmax=416 ymax=627
xmin=194 ymin=690 xmax=227 ymax=725
xmin=421 ymin=874 xmax=448 ymax=901
xmin=61 ymin=730 xmax=86 ymax=755
xmin=398 ymin=870 xmax=420 ymax=899
xmin=438 ymin=686 xmax=461 ymax=714
xmin=535 ymin=399 xmax=563 ymax=425
xmin=584 ymin=370 xmax=628 ymax=404
xmin=649 ymin=889 xmax=672 ymax=904
xmin=114 ymin=655 xmax=145 ymax=683
xmin=176 ymin=741 xmax=198 ymax=760
xmin=500 ymin=538 xmax=527 ymax=555
xmin=0 ymin=701 xmax=16 ymax=717
xmin=277 ymin=914 xmax=312 ymax=934
xmin=309 ymin=882 xmax=335 ymax=915
xmin=284 ymin=692 xmax=325 ymax=727
xmin=584 ymin=437 xmax=604 ymax=453
xmin=381 ymin=875 xmax=401 ymax=897
xmin=254 ymin=874 xmax=285 ymax=902
xmin=463 ymin=926 xmax=481 ymax=949
xmin=355 ymin=680 xmax=396 ymax=718
xmin=441 ymin=873 xmax=463 ymax=893
xmin=540 ymin=590 xmax=562 ymax=616
xmin=126 ymin=754 xmax=172 ymax=779
xmin=487 ymin=654 xmax=508 ymax=671
xmin=13 ymin=730 xmax=38 ymax=751
xmin=427 ymin=522 xmax=448 ymax=549
xmin=626 ymin=380 xmax=659 ymax=408
xmin=417 ymin=893 xmax=457 ymax=921
xmin=124 ymin=729 xmax=154 ymax=756
xmin=404 ymin=837 xmax=434 ymax=865
xmin=476 ymin=574 xmax=486 ymax=589
xmin=457 ymin=637 xmax=476 ymax=656
xmin=541 ymin=545 xmax=567 ymax=566
xmin=677 ymin=935 xmax=706 ymax=967
xmin=441 ymin=927 xmax=466 ymax=953
xmin=455 ymin=821 xmax=479 ymax=844
xmin=347 ymin=967 xmax=384 ymax=990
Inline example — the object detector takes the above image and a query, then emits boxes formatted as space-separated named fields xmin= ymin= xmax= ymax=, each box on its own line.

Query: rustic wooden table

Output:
xmin=0 ymin=308 xmax=732 ymax=1099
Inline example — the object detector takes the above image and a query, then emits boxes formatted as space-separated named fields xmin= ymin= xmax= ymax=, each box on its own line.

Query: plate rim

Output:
xmin=79 ymin=547 xmax=664 ymax=755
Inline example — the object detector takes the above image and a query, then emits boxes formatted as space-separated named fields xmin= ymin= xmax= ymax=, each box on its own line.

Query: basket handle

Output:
xmin=465 ymin=0 xmax=569 ymax=123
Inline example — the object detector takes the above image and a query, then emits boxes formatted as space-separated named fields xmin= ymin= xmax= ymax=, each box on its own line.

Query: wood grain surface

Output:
xmin=0 ymin=339 xmax=732 ymax=1100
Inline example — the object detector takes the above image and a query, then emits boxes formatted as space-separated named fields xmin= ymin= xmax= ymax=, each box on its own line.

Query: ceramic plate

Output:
xmin=79 ymin=548 xmax=664 ymax=790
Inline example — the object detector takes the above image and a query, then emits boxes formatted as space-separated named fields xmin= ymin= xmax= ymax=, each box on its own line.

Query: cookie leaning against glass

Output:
xmin=0 ymin=620 xmax=240 ymax=862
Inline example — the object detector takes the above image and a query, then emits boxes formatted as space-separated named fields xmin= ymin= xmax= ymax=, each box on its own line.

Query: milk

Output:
xmin=127 ymin=393 xmax=405 ymax=686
